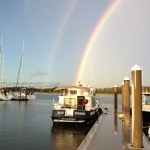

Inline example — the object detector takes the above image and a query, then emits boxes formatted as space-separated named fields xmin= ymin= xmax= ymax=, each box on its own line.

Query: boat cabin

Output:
xmin=54 ymin=86 xmax=98 ymax=111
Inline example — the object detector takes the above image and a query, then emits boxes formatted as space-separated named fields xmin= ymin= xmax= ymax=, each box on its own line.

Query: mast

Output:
xmin=16 ymin=41 xmax=24 ymax=88
xmin=1 ymin=54 xmax=4 ymax=88
xmin=0 ymin=35 xmax=3 ymax=90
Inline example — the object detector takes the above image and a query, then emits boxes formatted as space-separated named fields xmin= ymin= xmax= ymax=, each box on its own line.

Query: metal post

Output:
xmin=114 ymin=85 xmax=118 ymax=110
xmin=131 ymin=65 xmax=143 ymax=148
xmin=124 ymin=77 xmax=130 ymax=125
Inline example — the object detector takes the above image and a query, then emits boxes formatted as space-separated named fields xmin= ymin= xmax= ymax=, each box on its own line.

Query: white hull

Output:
xmin=12 ymin=92 xmax=36 ymax=100
xmin=27 ymin=94 xmax=36 ymax=100
xmin=0 ymin=93 xmax=13 ymax=101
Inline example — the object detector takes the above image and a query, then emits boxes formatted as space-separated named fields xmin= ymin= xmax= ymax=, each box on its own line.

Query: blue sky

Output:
xmin=0 ymin=0 xmax=150 ymax=88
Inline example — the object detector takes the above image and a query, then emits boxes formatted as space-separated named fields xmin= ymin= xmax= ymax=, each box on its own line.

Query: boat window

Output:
xmin=70 ymin=90 xmax=77 ymax=95
xmin=64 ymin=98 xmax=76 ymax=107
xmin=60 ymin=89 xmax=68 ymax=96
xmin=145 ymin=96 xmax=150 ymax=105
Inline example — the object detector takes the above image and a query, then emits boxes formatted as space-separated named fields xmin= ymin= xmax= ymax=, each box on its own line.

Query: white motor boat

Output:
xmin=51 ymin=85 xmax=102 ymax=125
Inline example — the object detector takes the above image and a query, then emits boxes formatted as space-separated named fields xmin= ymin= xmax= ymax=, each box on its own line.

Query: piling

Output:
xmin=123 ymin=77 xmax=130 ymax=125
xmin=114 ymin=85 xmax=118 ymax=110
xmin=131 ymin=64 xmax=143 ymax=148
xmin=122 ymin=82 xmax=124 ymax=115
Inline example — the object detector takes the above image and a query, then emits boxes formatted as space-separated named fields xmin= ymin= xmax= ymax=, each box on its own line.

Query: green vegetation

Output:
xmin=5 ymin=86 xmax=150 ymax=94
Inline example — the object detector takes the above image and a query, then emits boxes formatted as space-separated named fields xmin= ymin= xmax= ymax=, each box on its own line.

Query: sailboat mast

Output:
xmin=1 ymin=54 xmax=4 ymax=88
xmin=16 ymin=41 xmax=24 ymax=88
xmin=0 ymin=35 xmax=3 ymax=90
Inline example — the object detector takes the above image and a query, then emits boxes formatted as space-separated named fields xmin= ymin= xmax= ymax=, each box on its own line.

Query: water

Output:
xmin=0 ymin=94 xmax=148 ymax=150
xmin=0 ymin=93 xmax=93 ymax=150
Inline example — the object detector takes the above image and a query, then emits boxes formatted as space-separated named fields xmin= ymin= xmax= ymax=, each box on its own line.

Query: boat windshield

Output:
xmin=143 ymin=95 xmax=150 ymax=105
xmin=64 ymin=98 xmax=76 ymax=108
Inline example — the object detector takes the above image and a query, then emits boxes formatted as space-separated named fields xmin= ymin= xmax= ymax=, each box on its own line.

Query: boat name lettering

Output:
xmin=57 ymin=111 xmax=64 ymax=115
xmin=75 ymin=112 xmax=85 ymax=115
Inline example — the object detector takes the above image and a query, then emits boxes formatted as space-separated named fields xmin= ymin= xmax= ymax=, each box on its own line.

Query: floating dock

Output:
xmin=78 ymin=109 xmax=150 ymax=150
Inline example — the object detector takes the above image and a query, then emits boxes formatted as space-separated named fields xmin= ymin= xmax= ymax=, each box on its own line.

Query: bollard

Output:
xmin=123 ymin=77 xmax=130 ymax=125
xmin=114 ymin=85 xmax=118 ymax=110
xmin=131 ymin=64 xmax=143 ymax=148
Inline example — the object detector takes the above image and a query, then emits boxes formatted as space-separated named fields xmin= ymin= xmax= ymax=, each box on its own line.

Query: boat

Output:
xmin=0 ymin=88 xmax=13 ymax=101
xmin=12 ymin=42 xmax=36 ymax=101
xmin=142 ymin=91 xmax=150 ymax=124
xmin=51 ymin=85 xmax=103 ymax=125
xmin=12 ymin=87 xmax=36 ymax=101
xmin=0 ymin=35 xmax=13 ymax=101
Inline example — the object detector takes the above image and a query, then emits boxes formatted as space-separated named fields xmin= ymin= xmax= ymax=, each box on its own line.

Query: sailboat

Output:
xmin=0 ymin=35 xmax=13 ymax=101
xmin=12 ymin=41 xmax=36 ymax=101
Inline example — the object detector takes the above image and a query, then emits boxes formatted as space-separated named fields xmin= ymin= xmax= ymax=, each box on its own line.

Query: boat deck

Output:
xmin=78 ymin=108 xmax=150 ymax=150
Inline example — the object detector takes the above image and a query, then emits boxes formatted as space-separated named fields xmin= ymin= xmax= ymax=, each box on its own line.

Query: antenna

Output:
xmin=91 ymin=64 xmax=93 ymax=86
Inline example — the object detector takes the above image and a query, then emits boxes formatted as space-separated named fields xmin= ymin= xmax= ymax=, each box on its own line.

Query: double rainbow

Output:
xmin=75 ymin=0 xmax=121 ymax=85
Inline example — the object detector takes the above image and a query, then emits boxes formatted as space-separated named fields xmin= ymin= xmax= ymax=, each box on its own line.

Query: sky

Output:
xmin=0 ymin=0 xmax=150 ymax=88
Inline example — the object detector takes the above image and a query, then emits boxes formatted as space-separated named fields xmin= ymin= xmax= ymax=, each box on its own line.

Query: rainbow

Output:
xmin=75 ymin=0 xmax=121 ymax=85
xmin=49 ymin=0 xmax=79 ymax=71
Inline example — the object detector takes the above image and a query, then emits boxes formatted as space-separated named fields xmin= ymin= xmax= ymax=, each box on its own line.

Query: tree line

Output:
xmin=5 ymin=86 xmax=150 ymax=94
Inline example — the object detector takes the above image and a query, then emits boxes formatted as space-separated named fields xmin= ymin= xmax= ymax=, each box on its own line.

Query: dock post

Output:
xmin=131 ymin=64 xmax=143 ymax=148
xmin=122 ymin=82 xmax=124 ymax=115
xmin=123 ymin=77 xmax=130 ymax=146
xmin=114 ymin=85 xmax=118 ymax=110
xmin=114 ymin=85 xmax=118 ymax=134
xmin=123 ymin=77 xmax=130 ymax=125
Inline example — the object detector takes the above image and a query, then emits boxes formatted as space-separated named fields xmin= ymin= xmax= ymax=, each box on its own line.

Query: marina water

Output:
xmin=0 ymin=94 xmax=148 ymax=149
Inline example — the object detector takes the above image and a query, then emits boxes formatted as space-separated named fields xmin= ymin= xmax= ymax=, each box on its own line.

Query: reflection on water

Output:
xmin=1 ymin=94 xmax=148 ymax=149
xmin=0 ymin=94 xmax=93 ymax=150
xmin=51 ymin=125 xmax=92 ymax=150
xmin=114 ymin=109 xmax=118 ymax=134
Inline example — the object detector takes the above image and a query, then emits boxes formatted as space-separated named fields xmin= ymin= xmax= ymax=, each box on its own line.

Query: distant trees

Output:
xmin=5 ymin=86 xmax=150 ymax=94
xmin=96 ymin=87 xmax=122 ymax=94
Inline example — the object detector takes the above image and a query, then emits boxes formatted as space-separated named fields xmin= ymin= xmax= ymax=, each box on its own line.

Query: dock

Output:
xmin=78 ymin=65 xmax=150 ymax=150
xmin=78 ymin=109 xmax=150 ymax=150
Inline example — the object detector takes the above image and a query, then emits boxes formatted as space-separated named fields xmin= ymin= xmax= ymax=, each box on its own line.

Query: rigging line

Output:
xmin=16 ymin=41 xmax=24 ymax=88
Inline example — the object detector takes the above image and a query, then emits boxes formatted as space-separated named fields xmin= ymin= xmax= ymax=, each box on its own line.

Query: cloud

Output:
xmin=31 ymin=71 xmax=49 ymax=77
xmin=7 ymin=81 xmax=61 ymax=88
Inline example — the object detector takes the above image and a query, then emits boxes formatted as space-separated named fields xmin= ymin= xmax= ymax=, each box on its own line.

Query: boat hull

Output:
xmin=0 ymin=94 xmax=13 ymax=101
xmin=51 ymin=108 xmax=103 ymax=126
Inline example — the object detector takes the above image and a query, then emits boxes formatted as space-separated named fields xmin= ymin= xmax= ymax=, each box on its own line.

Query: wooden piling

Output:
xmin=114 ymin=85 xmax=118 ymax=110
xmin=122 ymin=82 xmax=124 ymax=115
xmin=123 ymin=77 xmax=130 ymax=125
xmin=131 ymin=65 xmax=143 ymax=148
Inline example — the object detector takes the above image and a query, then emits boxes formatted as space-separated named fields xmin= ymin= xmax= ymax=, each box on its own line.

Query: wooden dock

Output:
xmin=78 ymin=109 xmax=150 ymax=150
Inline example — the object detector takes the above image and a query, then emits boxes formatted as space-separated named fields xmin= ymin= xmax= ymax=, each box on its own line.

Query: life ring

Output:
xmin=83 ymin=99 xmax=88 ymax=104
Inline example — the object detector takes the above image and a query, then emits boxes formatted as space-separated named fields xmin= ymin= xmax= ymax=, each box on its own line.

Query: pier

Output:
xmin=78 ymin=109 xmax=150 ymax=150
xmin=78 ymin=65 xmax=150 ymax=150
